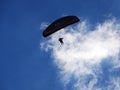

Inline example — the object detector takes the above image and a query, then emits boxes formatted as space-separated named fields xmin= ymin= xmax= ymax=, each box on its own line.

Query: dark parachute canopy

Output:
xmin=43 ymin=16 xmax=80 ymax=37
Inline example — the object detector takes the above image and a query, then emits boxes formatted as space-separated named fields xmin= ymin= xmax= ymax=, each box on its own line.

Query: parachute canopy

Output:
xmin=43 ymin=16 xmax=80 ymax=37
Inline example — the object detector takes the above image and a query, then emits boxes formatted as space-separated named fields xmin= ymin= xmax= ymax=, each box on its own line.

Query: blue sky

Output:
xmin=1 ymin=0 xmax=120 ymax=90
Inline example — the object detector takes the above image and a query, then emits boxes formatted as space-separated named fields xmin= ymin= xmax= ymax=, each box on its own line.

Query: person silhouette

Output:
xmin=58 ymin=38 xmax=64 ymax=45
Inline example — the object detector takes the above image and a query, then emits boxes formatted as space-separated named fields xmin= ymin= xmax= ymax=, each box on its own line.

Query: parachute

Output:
xmin=43 ymin=16 xmax=80 ymax=37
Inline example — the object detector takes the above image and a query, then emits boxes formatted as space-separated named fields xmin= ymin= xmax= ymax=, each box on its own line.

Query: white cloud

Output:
xmin=40 ymin=22 xmax=49 ymax=30
xmin=40 ymin=18 xmax=120 ymax=90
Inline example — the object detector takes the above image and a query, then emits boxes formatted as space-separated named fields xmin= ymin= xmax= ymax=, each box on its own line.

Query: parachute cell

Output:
xmin=43 ymin=16 xmax=80 ymax=37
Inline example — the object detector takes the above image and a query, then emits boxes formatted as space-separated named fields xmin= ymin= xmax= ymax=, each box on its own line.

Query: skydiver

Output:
xmin=58 ymin=38 xmax=64 ymax=45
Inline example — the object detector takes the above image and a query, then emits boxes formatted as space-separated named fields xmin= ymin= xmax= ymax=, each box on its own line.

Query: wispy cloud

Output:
xmin=40 ymin=22 xmax=49 ymax=30
xmin=40 ymin=18 xmax=120 ymax=90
